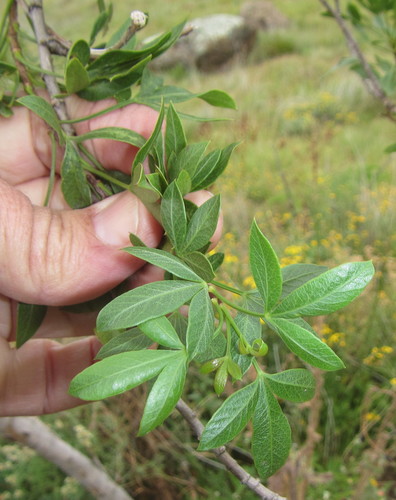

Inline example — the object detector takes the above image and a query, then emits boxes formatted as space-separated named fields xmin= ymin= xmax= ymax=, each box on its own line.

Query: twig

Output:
xmin=175 ymin=399 xmax=287 ymax=500
xmin=44 ymin=10 xmax=148 ymax=59
xmin=26 ymin=0 xmax=74 ymax=135
xmin=0 ymin=416 xmax=133 ymax=500
xmin=319 ymin=0 xmax=396 ymax=117
xmin=8 ymin=0 xmax=33 ymax=94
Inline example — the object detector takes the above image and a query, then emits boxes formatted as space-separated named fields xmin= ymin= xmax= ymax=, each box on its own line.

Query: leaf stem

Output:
xmin=211 ymin=299 xmax=225 ymax=338
xmin=209 ymin=287 xmax=264 ymax=318
xmin=211 ymin=280 xmax=244 ymax=296
xmin=82 ymin=163 xmax=129 ymax=191
xmin=220 ymin=305 xmax=250 ymax=353
xmin=43 ymin=131 xmax=57 ymax=206
xmin=60 ymin=99 xmax=137 ymax=124
xmin=252 ymin=358 xmax=264 ymax=376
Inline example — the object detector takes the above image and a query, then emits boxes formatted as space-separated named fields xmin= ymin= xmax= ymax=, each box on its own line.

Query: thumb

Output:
xmin=0 ymin=180 xmax=162 ymax=306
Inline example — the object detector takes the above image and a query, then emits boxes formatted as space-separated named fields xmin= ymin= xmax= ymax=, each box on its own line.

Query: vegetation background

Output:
xmin=1 ymin=0 xmax=395 ymax=499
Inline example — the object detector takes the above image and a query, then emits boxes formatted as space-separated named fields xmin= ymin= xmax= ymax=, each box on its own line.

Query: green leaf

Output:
xmin=208 ymin=252 xmax=224 ymax=272
xmin=191 ymin=142 xmax=238 ymax=191
xmin=194 ymin=333 xmax=227 ymax=363
xmin=132 ymin=100 xmax=165 ymax=171
xmin=139 ymin=351 xmax=187 ymax=435
xmin=79 ymin=56 xmax=151 ymax=101
xmin=69 ymin=349 xmax=180 ymax=400
xmin=272 ymin=261 xmax=374 ymax=317
xmin=67 ymin=39 xmax=90 ymax=65
xmin=139 ymin=316 xmax=184 ymax=350
xmin=249 ymin=220 xmax=282 ymax=312
xmin=186 ymin=287 xmax=215 ymax=360
xmin=281 ymin=263 xmax=328 ymax=298
xmin=267 ymin=318 xmax=345 ymax=371
xmin=123 ymin=247 xmax=202 ymax=282
xmin=198 ymin=382 xmax=259 ymax=450
xmin=90 ymin=8 xmax=112 ymax=45
xmin=175 ymin=169 xmax=192 ymax=196
xmin=263 ymin=369 xmax=316 ymax=402
xmin=161 ymin=181 xmax=187 ymax=251
xmin=96 ymin=328 xmax=154 ymax=359
xmin=17 ymin=95 xmax=63 ymax=141
xmin=130 ymin=164 xmax=161 ymax=206
xmin=230 ymin=308 xmax=262 ymax=375
xmin=70 ymin=126 xmax=145 ymax=148
xmin=0 ymin=61 xmax=16 ymax=76
xmin=169 ymin=142 xmax=209 ymax=182
xmin=252 ymin=378 xmax=291 ymax=479
xmin=165 ymin=102 xmax=187 ymax=160
xmin=129 ymin=233 xmax=147 ymax=247
xmin=197 ymin=90 xmax=237 ymax=110
xmin=61 ymin=141 xmax=92 ymax=208
xmin=97 ymin=280 xmax=204 ymax=331
xmin=65 ymin=58 xmax=91 ymax=94
xmin=181 ymin=195 xmax=221 ymax=254
xmin=16 ymin=303 xmax=47 ymax=348
xmin=181 ymin=252 xmax=215 ymax=282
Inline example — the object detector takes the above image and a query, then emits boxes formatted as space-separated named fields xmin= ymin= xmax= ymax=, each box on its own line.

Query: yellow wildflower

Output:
xmin=364 ymin=412 xmax=380 ymax=422
xmin=243 ymin=276 xmax=256 ymax=289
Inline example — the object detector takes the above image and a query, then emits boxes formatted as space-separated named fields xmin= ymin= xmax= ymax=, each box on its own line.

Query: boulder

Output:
xmin=150 ymin=14 xmax=256 ymax=72
xmin=240 ymin=1 xmax=289 ymax=31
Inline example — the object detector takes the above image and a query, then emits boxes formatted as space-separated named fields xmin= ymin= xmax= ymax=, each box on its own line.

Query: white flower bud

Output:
xmin=130 ymin=10 xmax=148 ymax=29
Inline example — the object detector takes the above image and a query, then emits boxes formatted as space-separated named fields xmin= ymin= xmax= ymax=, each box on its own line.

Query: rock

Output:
xmin=150 ymin=14 xmax=257 ymax=72
xmin=240 ymin=1 xmax=289 ymax=32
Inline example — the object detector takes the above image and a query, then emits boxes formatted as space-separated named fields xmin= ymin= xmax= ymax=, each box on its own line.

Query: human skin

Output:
xmin=0 ymin=97 xmax=221 ymax=416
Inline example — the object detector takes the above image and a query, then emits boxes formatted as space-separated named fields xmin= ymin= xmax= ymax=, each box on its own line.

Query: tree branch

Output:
xmin=175 ymin=399 xmax=286 ymax=500
xmin=318 ymin=0 xmax=396 ymax=116
xmin=8 ymin=1 xmax=33 ymax=94
xmin=26 ymin=0 xmax=74 ymax=135
xmin=44 ymin=10 xmax=148 ymax=59
xmin=0 ymin=416 xmax=133 ymax=500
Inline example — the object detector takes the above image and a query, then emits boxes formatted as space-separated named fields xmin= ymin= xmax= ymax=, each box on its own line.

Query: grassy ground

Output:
xmin=1 ymin=1 xmax=395 ymax=499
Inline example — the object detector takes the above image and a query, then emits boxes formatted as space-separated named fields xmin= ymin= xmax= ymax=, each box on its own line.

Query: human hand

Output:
xmin=0 ymin=97 xmax=221 ymax=416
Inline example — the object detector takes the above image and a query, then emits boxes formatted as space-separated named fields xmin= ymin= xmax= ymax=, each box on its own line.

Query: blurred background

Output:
xmin=1 ymin=1 xmax=395 ymax=499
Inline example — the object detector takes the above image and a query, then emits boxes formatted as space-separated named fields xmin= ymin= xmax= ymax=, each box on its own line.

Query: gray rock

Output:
xmin=240 ymin=1 xmax=290 ymax=32
xmin=150 ymin=14 xmax=256 ymax=72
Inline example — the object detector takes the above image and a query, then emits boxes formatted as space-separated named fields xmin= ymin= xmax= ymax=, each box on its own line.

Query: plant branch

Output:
xmin=27 ymin=0 xmax=74 ymax=135
xmin=44 ymin=10 xmax=148 ymax=58
xmin=0 ymin=416 xmax=133 ymax=500
xmin=8 ymin=0 xmax=33 ymax=94
xmin=319 ymin=0 xmax=396 ymax=116
xmin=175 ymin=399 xmax=286 ymax=500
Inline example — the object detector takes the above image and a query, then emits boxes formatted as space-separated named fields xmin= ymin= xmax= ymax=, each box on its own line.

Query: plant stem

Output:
xmin=209 ymin=287 xmax=264 ymax=318
xmin=220 ymin=305 xmax=250 ymax=354
xmin=82 ymin=162 xmax=129 ymax=190
xmin=319 ymin=0 xmax=396 ymax=117
xmin=27 ymin=0 xmax=75 ymax=135
xmin=175 ymin=399 xmax=286 ymax=500
xmin=43 ymin=131 xmax=57 ymax=206
xmin=8 ymin=1 xmax=34 ymax=94
xmin=211 ymin=280 xmax=244 ymax=296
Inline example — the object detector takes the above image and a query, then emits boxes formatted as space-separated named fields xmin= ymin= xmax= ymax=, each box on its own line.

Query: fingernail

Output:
xmin=92 ymin=191 xmax=139 ymax=248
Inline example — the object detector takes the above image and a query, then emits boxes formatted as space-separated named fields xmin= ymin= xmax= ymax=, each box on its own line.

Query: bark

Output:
xmin=0 ymin=416 xmax=133 ymax=500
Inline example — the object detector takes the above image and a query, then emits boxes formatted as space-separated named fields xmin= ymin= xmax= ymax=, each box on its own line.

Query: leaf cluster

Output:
xmin=3 ymin=0 xmax=376 ymax=483
xmin=70 ymin=217 xmax=374 ymax=479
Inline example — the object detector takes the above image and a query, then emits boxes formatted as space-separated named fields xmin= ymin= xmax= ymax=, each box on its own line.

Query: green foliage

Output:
xmin=2 ymin=0 xmax=378 ymax=488
xmin=327 ymin=0 xmax=396 ymax=98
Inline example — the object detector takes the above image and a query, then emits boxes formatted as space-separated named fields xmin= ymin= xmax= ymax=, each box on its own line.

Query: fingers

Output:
xmin=0 ymin=180 xmax=162 ymax=306
xmin=0 ymin=97 xmax=159 ymax=186
xmin=67 ymin=97 xmax=160 ymax=174
xmin=0 ymin=336 xmax=101 ymax=416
